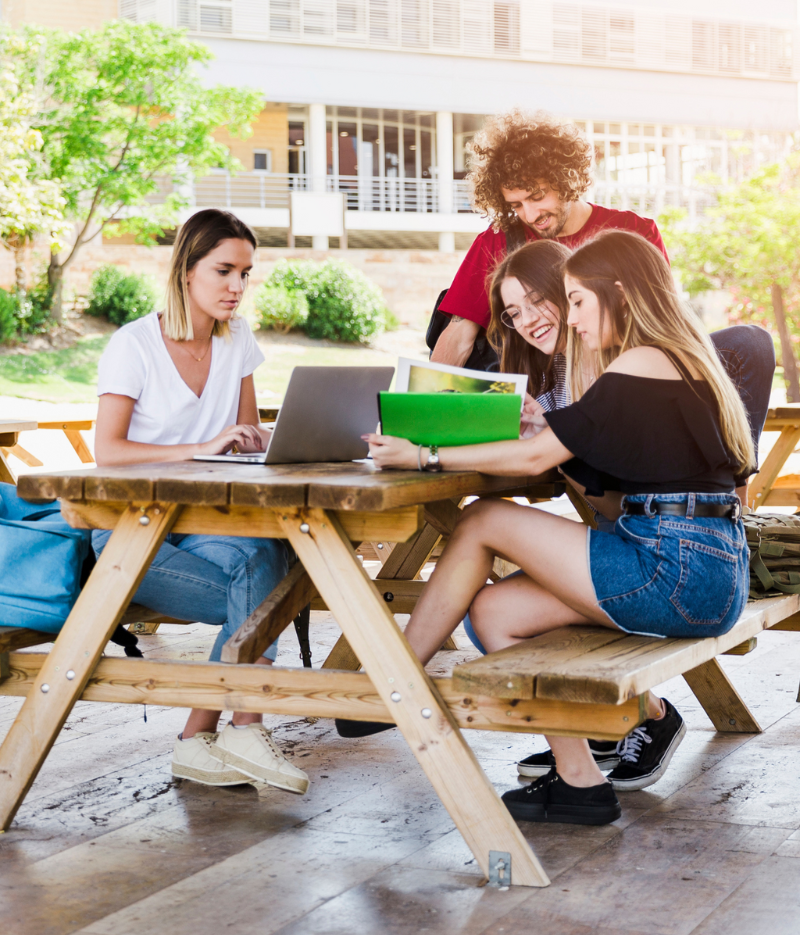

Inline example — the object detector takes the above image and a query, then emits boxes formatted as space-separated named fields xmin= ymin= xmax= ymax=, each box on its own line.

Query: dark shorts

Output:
xmin=588 ymin=493 xmax=749 ymax=639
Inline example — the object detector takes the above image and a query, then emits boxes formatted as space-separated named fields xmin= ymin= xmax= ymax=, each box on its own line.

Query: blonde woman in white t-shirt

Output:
xmin=93 ymin=209 xmax=308 ymax=796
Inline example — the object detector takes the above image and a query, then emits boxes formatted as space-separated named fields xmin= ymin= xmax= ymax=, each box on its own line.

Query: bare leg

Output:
xmin=182 ymin=657 xmax=272 ymax=738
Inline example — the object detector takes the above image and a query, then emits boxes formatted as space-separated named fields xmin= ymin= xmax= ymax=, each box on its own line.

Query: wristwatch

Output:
xmin=423 ymin=444 xmax=442 ymax=472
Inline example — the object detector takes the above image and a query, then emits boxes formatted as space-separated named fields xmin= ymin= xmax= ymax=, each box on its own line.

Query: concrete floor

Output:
xmin=1 ymin=602 xmax=799 ymax=935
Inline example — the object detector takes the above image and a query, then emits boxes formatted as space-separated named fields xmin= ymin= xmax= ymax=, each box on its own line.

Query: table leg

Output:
xmin=0 ymin=502 xmax=180 ymax=830
xmin=683 ymin=658 xmax=761 ymax=733
xmin=63 ymin=429 xmax=94 ymax=464
xmin=280 ymin=507 xmax=550 ymax=887
xmin=749 ymin=425 xmax=800 ymax=509
xmin=0 ymin=449 xmax=16 ymax=485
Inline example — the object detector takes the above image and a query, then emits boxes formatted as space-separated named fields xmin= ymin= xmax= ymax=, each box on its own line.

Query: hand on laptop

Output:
xmin=197 ymin=423 xmax=266 ymax=457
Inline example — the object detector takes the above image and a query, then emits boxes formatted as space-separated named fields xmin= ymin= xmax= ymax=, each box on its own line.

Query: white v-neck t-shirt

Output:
xmin=96 ymin=312 xmax=265 ymax=445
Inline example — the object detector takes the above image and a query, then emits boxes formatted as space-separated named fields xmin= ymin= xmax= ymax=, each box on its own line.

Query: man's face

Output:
xmin=501 ymin=181 xmax=571 ymax=238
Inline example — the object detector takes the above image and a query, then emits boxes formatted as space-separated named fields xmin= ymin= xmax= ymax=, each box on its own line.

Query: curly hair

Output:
xmin=467 ymin=109 xmax=593 ymax=231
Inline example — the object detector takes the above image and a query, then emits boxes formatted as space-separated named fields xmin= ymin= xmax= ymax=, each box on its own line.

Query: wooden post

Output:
xmin=0 ymin=502 xmax=180 ymax=830
xmin=749 ymin=425 xmax=800 ymax=509
xmin=683 ymin=658 xmax=761 ymax=733
xmin=280 ymin=507 xmax=550 ymax=887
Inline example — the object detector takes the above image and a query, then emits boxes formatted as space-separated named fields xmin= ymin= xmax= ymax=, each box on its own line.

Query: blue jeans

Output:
xmin=710 ymin=325 xmax=775 ymax=466
xmin=589 ymin=493 xmax=748 ymax=638
xmin=92 ymin=530 xmax=289 ymax=661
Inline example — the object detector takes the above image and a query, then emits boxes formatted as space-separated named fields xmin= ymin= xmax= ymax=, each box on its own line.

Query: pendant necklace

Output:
xmin=180 ymin=337 xmax=212 ymax=363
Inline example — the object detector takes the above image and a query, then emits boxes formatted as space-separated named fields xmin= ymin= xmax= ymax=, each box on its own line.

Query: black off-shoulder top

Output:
xmin=544 ymin=372 xmax=745 ymax=496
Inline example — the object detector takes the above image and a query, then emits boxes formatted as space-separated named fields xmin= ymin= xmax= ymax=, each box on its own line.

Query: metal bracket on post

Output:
xmin=488 ymin=850 xmax=511 ymax=889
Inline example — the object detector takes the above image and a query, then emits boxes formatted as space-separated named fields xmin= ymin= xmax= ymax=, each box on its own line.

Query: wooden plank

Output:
xmin=0 ymin=420 xmax=36 ymax=434
xmin=2 ymin=444 xmax=43 ymax=468
xmin=0 ymin=502 xmax=181 ymax=831
xmin=452 ymin=627 xmax=629 ymax=699
xmin=119 ymin=604 xmax=189 ymax=626
xmin=62 ymin=430 xmax=94 ymax=464
xmin=60 ymin=500 xmax=424 ymax=544
xmin=722 ymin=637 xmax=757 ymax=656
xmin=749 ymin=425 xmax=800 ymax=509
xmin=311 ymin=578 xmax=426 ymax=615
xmin=36 ymin=420 xmax=94 ymax=431
xmin=0 ymin=433 xmax=19 ymax=448
xmin=0 ymin=627 xmax=52 ymax=654
xmin=0 ymin=449 xmax=16 ymax=486
xmin=376 ymin=523 xmax=440 ymax=580
xmin=770 ymin=611 xmax=800 ymax=631
xmin=279 ymin=506 xmax=551 ymax=888
xmin=565 ymin=482 xmax=598 ymax=529
xmin=532 ymin=595 xmax=800 ymax=704
xmin=0 ymin=654 xmax=645 ymax=740
xmin=306 ymin=468 xmax=556 ymax=512
xmin=321 ymin=634 xmax=361 ymax=671
xmin=221 ymin=563 xmax=317 ymax=664
xmin=17 ymin=470 xmax=85 ymax=501
xmin=683 ymin=658 xmax=762 ymax=733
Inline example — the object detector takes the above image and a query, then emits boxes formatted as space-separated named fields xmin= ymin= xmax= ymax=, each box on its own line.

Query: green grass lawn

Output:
xmin=0 ymin=331 xmax=405 ymax=404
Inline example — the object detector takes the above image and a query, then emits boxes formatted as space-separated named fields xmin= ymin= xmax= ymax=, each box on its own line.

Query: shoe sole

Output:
xmin=504 ymin=800 xmax=622 ymax=825
xmin=210 ymin=743 xmax=309 ymax=795
xmin=517 ymin=756 xmax=619 ymax=778
xmin=171 ymin=763 xmax=253 ymax=787
xmin=610 ymin=720 xmax=687 ymax=791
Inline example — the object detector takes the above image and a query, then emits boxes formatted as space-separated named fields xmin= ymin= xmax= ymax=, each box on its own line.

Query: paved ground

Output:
xmin=1 ymin=601 xmax=799 ymax=935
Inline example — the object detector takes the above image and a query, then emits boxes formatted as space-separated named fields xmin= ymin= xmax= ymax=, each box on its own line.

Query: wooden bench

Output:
xmin=749 ymin=404 xmax=800 ymax=508
xmin=451 ymin=596 xmax=800 ymax=734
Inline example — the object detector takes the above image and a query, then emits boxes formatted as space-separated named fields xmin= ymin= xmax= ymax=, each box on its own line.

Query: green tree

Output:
xmin=0 ymin=30 xmax=67 ymax=293
xmin=660 ymin=157 xmax=800 ymax=401
xmin=11 ymin=21 xmax=262 ymax=319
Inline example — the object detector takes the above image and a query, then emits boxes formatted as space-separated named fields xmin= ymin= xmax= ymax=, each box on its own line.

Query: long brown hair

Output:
xmin=564 ymin=230 xmax=754 ymax=474
xmin=163 ymin=208 xmax=257 ymax=341
xmin=487 ymin=240 xmax=572 ymax=396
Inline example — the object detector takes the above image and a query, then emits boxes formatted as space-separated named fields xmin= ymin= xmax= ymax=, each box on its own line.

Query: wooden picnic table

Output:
xmin=0 ymin=419 xmax=38 ymax=484
xmin=749 ymin=404 xmax=800 ymax=508
xmin=0 ymin=459 xmax=630 ymax=889
xmin=0 ymin=417 xmax=95 ymax=483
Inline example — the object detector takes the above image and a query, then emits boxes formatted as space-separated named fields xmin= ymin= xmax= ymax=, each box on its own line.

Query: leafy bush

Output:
xmin=0 ymin=281 xmax=55 ymax=341
xmin=254 ymin=284 xmax=309 ymax=334
xmin=260 ymin=259 xmax=388 ymax=344
xmin=85 ymin=265 xmax=156 ymax=326
xmin=0 ymin=290 xmax=17 ymax=342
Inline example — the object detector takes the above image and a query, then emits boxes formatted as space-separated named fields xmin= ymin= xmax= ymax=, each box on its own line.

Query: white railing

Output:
xmin=327 ymin=175 xmax=439 ymax=212
xmin=121 ymin=1 xmax=800 ymax=80
xmin=193 ymin=171 xmax=310 ymax=208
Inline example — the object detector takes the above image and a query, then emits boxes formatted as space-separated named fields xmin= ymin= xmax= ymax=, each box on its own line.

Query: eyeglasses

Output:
xmin=500 ymin=295 xmax=553 ymax=329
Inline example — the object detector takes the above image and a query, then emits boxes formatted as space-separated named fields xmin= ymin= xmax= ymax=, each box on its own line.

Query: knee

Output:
xmin=455 ymin=497 xmax=506 ymax=536
xmin=468 ymin=584 xmax=495 ymax=639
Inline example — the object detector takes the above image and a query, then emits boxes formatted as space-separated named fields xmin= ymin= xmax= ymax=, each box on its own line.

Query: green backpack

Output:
xmin=745 ymin=512 xmax=800 ymax=599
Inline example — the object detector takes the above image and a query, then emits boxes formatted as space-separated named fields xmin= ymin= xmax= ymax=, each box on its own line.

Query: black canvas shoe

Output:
xmin=517 ymin=740 xmax=620 ymax=778
xmin=335 ymin=719 xmax=395 ymax=738
xmin=502 ymin=768 xmax=621 ymax=825
xmin=607 ymin=698 xmax=687 ymax=791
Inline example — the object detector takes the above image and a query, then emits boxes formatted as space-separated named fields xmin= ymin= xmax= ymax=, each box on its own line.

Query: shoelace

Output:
xmin=525 ymin=768 xmax=558 ymax=812
xmin=254 ymin=726 xmax=284 ymax=760
xmin=616 ymin=726 xmax=652 ymax=763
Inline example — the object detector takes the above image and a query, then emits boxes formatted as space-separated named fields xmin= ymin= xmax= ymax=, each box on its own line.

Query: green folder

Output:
xmin=378 ymin=392 xmax=521 ymax=446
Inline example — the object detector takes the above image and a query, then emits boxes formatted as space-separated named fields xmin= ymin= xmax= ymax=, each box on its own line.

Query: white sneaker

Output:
xmin=171 ymin=732 xmax=253 ymax=786
xmin=210 ymin=724 xmax=309 ymax=795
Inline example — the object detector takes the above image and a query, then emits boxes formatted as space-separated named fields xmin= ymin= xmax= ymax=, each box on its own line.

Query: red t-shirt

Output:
xmin=438 ymin=204 xmax=669 ymax=329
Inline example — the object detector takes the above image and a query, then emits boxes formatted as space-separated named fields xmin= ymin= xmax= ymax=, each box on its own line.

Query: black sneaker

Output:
xmin=335 ymin=719 xmax=395 ymax=738
xmin=502 ymin=768 xmax=621 ymax=825
xmin=517 ymin=740 xmax=620 ymax=778
xmin=607 ymin=698 xmax=686 ymax=791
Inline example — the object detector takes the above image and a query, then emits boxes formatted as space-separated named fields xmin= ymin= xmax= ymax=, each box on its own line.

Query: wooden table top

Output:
xmin=17 ymin=460 xmax=558 ymax=512
xmin=0 ymin=420 xmax=37 ymax=434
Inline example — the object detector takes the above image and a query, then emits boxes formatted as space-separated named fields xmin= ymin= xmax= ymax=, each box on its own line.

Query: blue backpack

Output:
xmin=0 ymin=482 xmax=91 ymax=633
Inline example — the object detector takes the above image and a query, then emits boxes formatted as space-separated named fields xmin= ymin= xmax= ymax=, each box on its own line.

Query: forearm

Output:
xmin=94 ymin=437 xmax=201 ymax=467
xmin=429 ymin=316 xmax=481 ymax=367
xmin=421 ymin=431 xmax=564 ymax=477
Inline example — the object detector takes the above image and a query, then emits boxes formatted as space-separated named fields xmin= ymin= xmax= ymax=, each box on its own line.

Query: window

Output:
xmin=254 ymin=150 xmax=272 ymax=172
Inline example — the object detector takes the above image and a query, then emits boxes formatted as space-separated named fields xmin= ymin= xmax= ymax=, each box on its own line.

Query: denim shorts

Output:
xmin=589 ymin=493 xmax=749 ymax=639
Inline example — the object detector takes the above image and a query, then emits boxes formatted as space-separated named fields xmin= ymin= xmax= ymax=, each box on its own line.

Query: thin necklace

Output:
xmin=179 ymin=336 xmax=212 ymax=363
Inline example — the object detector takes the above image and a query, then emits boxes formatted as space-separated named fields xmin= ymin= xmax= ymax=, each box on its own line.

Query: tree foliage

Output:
xmin=8 ymin=21 xmax=263 ymax=317
xmin=659 ymin=156 xmax=800 ymax=400
xmin=0 ymin=30 xmax=67 ymax=291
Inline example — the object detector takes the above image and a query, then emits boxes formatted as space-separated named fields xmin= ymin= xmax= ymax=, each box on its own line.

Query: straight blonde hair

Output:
xmin=564 ymin=230 xmax=755 ymax=476
xmin=162 ymin=209 xmax=257 ymax=341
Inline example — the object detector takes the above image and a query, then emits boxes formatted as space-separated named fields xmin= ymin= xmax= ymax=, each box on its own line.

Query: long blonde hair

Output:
xmin=564 ymin=230 xmax=755 ymax=475
xmin=162 ymin=209 xmax=257 ymax=341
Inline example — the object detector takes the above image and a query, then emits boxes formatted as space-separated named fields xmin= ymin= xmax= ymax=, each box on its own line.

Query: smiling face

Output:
xmin=499 ymin=276 xmax=561 ymax=356
xmin=564 ymin=273 xmax=619 ymax=351
xmin=501 ymin=181 xmax=572 ymax=239
xmin=185 ymin=238 xmax=254 ymax=328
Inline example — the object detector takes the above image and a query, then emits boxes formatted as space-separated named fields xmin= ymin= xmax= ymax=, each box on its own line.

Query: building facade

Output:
xmin=3 ymin=0 xmax=799 ymax=249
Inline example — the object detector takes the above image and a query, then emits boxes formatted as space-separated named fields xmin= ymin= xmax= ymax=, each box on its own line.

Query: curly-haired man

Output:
xmin=431 ymin=109 xmax=667 ymax=367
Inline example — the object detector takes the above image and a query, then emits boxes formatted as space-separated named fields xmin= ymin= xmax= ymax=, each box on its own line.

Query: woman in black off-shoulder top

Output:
xmin=362 ymin=231 xmax=756 ymax=828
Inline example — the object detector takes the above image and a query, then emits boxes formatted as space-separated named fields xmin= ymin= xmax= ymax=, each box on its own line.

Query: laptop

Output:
xmin=194 ymin=366 xmax=395 ymax=465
